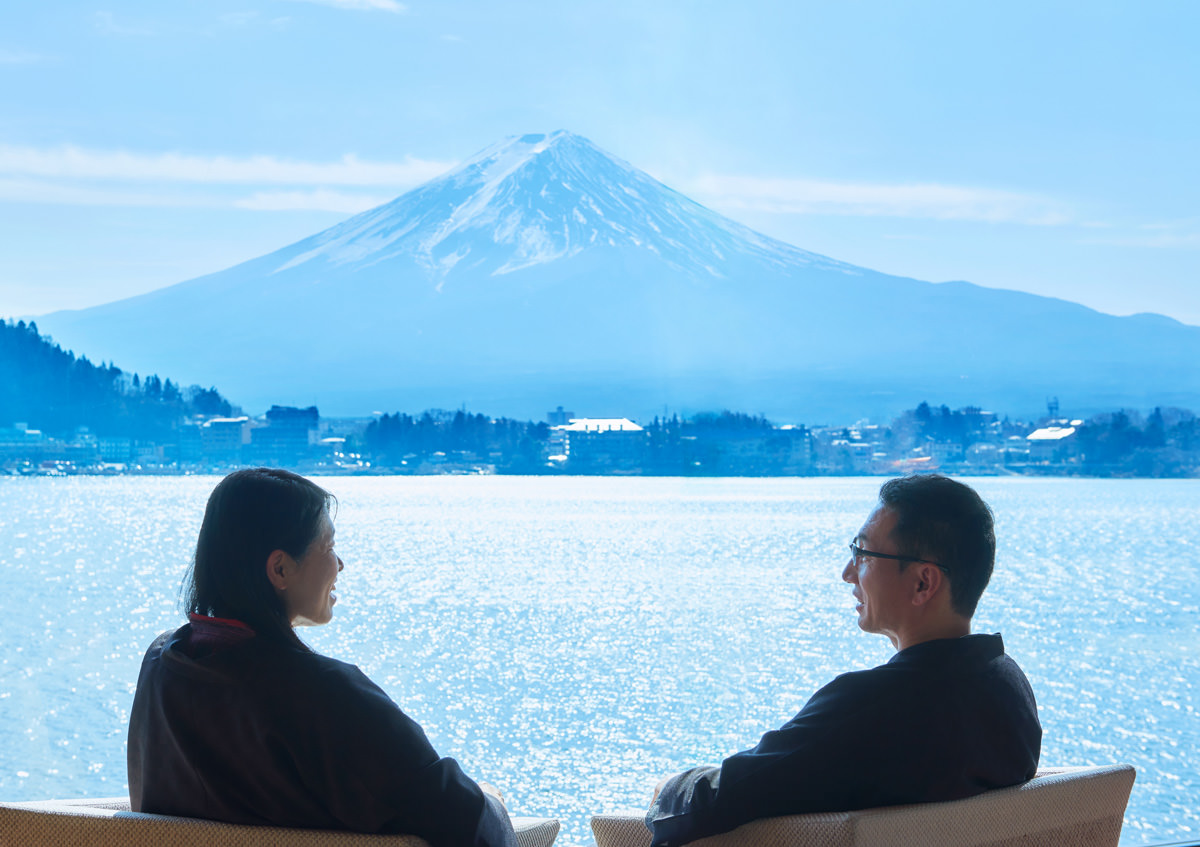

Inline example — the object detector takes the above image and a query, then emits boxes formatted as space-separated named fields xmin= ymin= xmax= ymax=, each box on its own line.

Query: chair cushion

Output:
xmin=0 ymin=799 xmax=560 ymax=847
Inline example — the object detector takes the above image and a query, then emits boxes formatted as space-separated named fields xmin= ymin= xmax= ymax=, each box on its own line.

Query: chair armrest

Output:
xmin=512 ymin=816 xmax=561 ymax=847
xmin=591 ymin=812 xmax=653 ymax=847
xmin=6 ymin=796 xmax=132 ymax=812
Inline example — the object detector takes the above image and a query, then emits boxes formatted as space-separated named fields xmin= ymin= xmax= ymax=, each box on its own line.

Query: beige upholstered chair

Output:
xmin=0 ymin=797 xmax=560 ymax=847
xmin=591 ymin=765 xmax=1135 ymax=847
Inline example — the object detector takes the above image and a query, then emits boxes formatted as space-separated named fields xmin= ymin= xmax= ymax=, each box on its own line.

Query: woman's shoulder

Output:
xmin=292 ymin=647 xmax=375 ymax=685
xmin=276 ymin=647 xmax=398 ymax=707
xmin=139 ymin=625 xmax=186 ymax=665
xmin=273 ymin=649 xmax=430 ymax=750
xmin=146 ymin=626 xmax=407 ymax=724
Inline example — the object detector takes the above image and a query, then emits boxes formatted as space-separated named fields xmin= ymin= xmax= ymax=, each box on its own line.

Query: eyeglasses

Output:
xmin=848 ymin=541 xmax=950 ymax=572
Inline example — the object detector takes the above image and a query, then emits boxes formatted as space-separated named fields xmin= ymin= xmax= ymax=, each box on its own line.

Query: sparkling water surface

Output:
xmin=0 ymin=476 xmax=1195 ymax=846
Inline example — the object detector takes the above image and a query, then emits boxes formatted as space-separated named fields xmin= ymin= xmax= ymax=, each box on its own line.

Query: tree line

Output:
xmin=5 ymin=316 xmax=1198 ymax=476
xmin=363 ymin=410 xmax=551 ymax=473
xmin=0 ymin=318 xmax=236 ymax=441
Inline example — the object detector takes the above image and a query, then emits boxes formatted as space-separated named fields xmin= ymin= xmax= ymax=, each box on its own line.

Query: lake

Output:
xmin=0 ymin=475 xmax=1195 ymax=846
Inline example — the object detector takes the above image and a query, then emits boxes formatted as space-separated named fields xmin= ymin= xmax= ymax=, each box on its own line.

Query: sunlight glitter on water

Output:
xmin=0 ymin=475 xmax=1195 ymax=846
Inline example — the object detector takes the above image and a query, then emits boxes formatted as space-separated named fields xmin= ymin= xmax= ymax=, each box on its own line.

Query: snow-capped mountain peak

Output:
xmin=274 ymin=130 xmax=850 ymax=283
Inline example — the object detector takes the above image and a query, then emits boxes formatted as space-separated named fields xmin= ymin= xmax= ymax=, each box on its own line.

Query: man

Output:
xmin=647 ymin=474 xmax=1041 ymax=846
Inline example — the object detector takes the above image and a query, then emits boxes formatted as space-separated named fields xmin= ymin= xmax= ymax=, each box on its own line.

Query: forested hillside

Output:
xmin=1 ymin=318 xmax=236 ymax=439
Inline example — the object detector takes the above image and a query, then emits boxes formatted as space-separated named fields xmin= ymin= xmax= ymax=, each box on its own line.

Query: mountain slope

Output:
xmin=33 ymin=131 xmax=1200 ymax=421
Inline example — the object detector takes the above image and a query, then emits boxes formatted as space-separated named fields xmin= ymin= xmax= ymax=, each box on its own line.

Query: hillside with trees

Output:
xmin=0 ymin=318 xmax=236 ymax=440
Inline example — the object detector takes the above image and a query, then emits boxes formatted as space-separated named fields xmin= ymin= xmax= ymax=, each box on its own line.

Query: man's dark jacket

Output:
xmin=128 ymin=621 xmax=515 ymax=847
xmin=647 ymin=634 xmax=1041 ymax=846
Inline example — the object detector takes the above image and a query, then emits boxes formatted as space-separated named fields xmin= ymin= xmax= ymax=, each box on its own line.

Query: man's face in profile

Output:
xmin=843 ymin=506 xmax=910 ymax=646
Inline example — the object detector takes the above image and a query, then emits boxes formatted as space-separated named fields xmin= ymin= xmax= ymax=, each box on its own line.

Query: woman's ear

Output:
xmin=265 ymin=549 xmax=290 ymax=593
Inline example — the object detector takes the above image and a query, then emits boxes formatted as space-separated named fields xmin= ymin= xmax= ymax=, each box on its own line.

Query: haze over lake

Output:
xmin=0 ymin=475 xmax=1194 ymax=846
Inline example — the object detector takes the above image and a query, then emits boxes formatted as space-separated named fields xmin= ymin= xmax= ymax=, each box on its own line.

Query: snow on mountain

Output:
xmin=31 ymin=131 xmax=1200 ymax=421
xmin=271 ymin=131 xmax=852 ymax=283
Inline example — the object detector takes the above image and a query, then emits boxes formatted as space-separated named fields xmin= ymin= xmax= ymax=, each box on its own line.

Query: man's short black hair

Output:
xmin=878 ymin=474 xmax=995 ymax=618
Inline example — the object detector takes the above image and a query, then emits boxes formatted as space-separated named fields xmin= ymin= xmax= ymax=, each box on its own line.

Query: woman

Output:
xmin=127 ymin=467 xmax=514 ymax=847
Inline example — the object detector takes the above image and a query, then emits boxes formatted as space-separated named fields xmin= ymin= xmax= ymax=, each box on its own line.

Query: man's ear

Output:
xmin=910 ymin=563 xmax=945 ymax=607
xmin=265 ymin=549 xmax=290 ymax=593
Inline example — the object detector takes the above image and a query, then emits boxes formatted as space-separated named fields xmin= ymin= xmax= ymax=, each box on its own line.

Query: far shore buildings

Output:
xmin=1 ymin=404 xmax=341 ymax=473
xmin=1026 ymin=421 xmax=1082 ymax=463
xmin=549 ymin=416 xmax=645 ymax=471
xmin=198 ymin=415 xmax=251 ymax=462
xmin=3 ymin=403 xmax=1194 ymax=477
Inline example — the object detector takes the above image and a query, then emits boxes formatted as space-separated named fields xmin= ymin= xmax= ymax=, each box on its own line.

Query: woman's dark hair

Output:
xmin=182 ymin=467 xmax=334 ymax=649
xmin=878 ymin=473 xmax=995 ymax=618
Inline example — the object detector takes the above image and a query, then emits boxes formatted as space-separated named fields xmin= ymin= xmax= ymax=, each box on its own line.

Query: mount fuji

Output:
xmin=33 ymin=131 xmax=1200 ymax=421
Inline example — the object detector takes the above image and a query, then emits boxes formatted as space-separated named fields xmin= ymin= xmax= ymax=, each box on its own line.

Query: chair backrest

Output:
xmin=591 ymin=765 xmax=1136 ymax=847
xmin=0 ymin=801 xmax=431 ymax=847
xmin=0 ymin=798 xmax=560 ymax=847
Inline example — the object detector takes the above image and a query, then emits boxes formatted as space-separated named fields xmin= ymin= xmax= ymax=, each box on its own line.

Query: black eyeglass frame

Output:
xmin=848 ymin=541 xmax=950 ymax=573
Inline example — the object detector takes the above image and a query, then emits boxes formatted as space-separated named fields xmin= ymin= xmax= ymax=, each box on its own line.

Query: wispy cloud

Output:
xmin=94 ymin=11 xmax=156 ymax=37
xmin=0 ymin=49 xmax=48 ymax=65
xmin=284 ymin=0 xmax=406 ymax=12
xmin=0 ymin=178 xmax=220 ymax=208
xmin=682 ymin=173 xmax=1072 ymax=226
xmin=218 ymin=11 xmax=260 ymax=27
xmin=209 ymin=13 xmax=290 ymax=33
xmin=235 ymin=189 xmax=391 ymax=213
xmin=0 ymin=179 xmax=384 ymax=214
xmin=1079 ymin=228 xmax=1200 ymax=249
xmin=882 ymin=233 xmax=933 ymax=242
xmin=0 ymin=145 xmax=454 ymax=187
xmin=1076 ymin=217 xmax=1200 ymax=249
xmin=0 ymin=145 xmax=455 ymax=212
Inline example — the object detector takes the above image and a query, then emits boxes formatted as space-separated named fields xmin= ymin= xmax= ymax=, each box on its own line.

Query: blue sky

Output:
xmin=3 ymin=1 xmax=1198 ymax=324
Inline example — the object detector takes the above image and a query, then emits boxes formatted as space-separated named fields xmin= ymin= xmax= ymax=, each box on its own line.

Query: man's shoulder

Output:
xmin=793 ymin=661 xmax=912 ymax=723
xmin=866 ymin=634 xmax=1038 ymax=717
xmin=884 ymin=633 xmax=1020 ymax=676
xmin=799 ymin=635 xmax=1022 ymax=717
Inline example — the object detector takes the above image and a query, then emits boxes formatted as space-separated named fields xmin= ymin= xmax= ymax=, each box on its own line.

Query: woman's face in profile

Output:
xmin=285 ymin=512 xmax=343 ymax=627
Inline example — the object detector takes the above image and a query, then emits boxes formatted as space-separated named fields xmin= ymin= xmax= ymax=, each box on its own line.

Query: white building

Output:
xmin=551 ymin=417 xmax=645 ymax=469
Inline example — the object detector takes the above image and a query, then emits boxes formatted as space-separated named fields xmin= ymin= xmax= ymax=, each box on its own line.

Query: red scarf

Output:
xmin=187 ymin=613 xmax=256 ymax=650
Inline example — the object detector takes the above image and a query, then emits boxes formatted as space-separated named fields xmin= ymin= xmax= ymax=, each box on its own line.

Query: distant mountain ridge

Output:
xmin=32 ymin=131 xmax=1200 ymax=421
